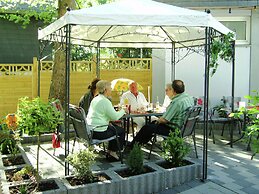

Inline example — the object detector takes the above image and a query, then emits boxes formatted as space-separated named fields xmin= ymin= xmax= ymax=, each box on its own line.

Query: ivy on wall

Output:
xmin=210 ymin=32 xmax=234 ymax=76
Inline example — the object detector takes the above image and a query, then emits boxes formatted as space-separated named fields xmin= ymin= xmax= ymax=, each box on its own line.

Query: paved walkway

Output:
xmin=21 ymin=129 xmax=259 ymax=194
xmin=159 ymin=131 xmax=259 ymax=194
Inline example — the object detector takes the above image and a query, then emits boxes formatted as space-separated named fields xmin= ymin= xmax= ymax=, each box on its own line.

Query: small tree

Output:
xmin=162 ymin=129 xmax=190 ymax=167
xmin=66 ymin=148 xmax=97 ymax=181
xmin=126 ymin=144 xmax=144 ymax=175
xmin=17 ymin=97 xmax=63 ymax=187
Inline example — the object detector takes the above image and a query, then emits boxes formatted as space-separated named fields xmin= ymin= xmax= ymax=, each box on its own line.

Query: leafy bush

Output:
xmin=162 ymin=129 xmax=190 ymax=167
xmin=12 ymin=165 xmax=35 ymax=182
xmin=230 ymin=91 xmax=259 ymax=158
xmin=213 ymin=104 xmax=228 ymax=118
xmin=210 ymin=32 xmax=234 ymax=76
xmin=0 ymin=138 xmax=16 ymax=155
xmin=0 ymin=119 xmax=21 ymax=155
xmin=126 ymin=144 xmax=144 ymax=175
xmin=17 ymin=97 xmax=63 ymax=135
xmin=66 ymin=148 xmax=97 ymax=181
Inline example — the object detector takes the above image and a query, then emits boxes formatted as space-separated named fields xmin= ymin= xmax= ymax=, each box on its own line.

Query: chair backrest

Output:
xmin=69 ymin=104 xmax=92 ymax=144
xmin=181 ymin=106 xmax=201 ymax=137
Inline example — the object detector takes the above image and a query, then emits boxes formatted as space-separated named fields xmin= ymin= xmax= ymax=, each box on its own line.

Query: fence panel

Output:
xmin=0 ymin=64 xmax=33 ymax=118
xmin=0 ymin=58 xmax=152 ymax=118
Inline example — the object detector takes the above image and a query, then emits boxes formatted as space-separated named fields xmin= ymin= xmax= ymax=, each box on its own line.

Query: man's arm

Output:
xmin=156 ymin=117 xmax=168 ymax=124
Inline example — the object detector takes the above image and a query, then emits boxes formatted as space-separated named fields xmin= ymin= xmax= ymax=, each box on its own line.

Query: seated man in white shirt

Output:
xmin=162 ymin=83 xmax=173 ymax=108
xmin=120 ymin=81 xmax=149 ymax=130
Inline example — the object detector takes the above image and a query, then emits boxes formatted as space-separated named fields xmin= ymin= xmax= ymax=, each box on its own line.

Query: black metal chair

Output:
xmin=209 ymin=106 xmax=242 ymax=146
xmin=69 ymin=104 xmax=123 ymax=163
xmin=148 ymin=106 xmax=201 ymax=159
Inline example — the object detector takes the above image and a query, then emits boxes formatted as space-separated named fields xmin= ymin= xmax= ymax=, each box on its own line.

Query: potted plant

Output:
xmin=155 ymin=129 xmax=201 ymax=188
xmin=16 ymin=97 xmax=63 ymax=192
xmin=117 ymin=144 xmax=150 ymax=177
xmin=230 ymin=91 xmax=259 ymax=159
xmin=0 ymin=118 xmax=26 ymax=167
xmin=114 ymin=144 xmax=164 ymax=194
xmin=5 ymin=165 xmax=35 ymax=183
xmin=64 ymin=148 xmax=119 ymax=194
xmin=210 ymin=32 xmax=234 ymax=76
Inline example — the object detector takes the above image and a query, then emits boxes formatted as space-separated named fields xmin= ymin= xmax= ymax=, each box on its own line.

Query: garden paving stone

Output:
xmin=241 ymin=186 xmax=259 ymax=194
xmin=232 ymin=179 xmax=253 ymax=188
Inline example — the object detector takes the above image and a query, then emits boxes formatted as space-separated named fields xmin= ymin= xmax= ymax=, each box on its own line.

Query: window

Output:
xmin=217 ymin=17 xmax=250 ymax=45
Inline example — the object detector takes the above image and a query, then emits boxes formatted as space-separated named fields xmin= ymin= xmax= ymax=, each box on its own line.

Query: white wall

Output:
xmin=152 ymin=46 xmax=250 ymax=108
xmin=151 ymin=8 xmax=254 ymax=108
xmin=250 ymin=10 xmax=259 ymax=92
xmin=152 ymin=49 xmax=172 ymax=104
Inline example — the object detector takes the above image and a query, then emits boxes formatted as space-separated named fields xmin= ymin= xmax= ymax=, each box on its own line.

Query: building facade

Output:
xmin=152 ymin=0 xmax=259 ymax=106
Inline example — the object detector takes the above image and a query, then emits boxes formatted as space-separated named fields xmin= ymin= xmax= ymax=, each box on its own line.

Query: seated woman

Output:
xmin=87 ymin=80 xmax=126 ymax=160
xmin=79 ymin=78 xmax=101 ymax=116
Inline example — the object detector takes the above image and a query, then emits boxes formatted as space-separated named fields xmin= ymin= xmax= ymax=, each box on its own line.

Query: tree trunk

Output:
xmin=48 ymin=0 xmax=76 ymax=106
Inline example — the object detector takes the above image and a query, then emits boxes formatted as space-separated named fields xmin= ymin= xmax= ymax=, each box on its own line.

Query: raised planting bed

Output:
xmin=2 ymin=155 xmax=26 ymax=167
xmin=3 ymin=178 xmax=67 ymax=194
xmin=113 ymin=164 xmax=165 ymax=194
xmin=155 ymin=159 xmax=201 ymax=188
xmin=63 ymin=171 xmax=120 ymax=194
xmin=4 ymin=167 xmax=35 ymax=183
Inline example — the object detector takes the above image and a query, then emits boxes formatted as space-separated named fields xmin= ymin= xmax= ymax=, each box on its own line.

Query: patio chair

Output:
xmin=209 ymin=105 xmax=242 ymax=146
xmin=148 ymin=106 xmax=201 ymax=159
xmin=69 ymin=104 xmax=123 ymax=163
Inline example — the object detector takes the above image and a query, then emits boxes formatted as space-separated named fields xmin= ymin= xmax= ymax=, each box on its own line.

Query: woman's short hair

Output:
xmin=172 ymin=80 xmax=185 ymax=94
xmin=166 ymin=83 xmax=172 ymax=89
xmin=96 ymin=80 xmax=111 ymax=94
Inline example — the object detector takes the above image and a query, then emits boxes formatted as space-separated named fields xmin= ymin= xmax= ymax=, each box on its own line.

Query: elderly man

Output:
xmin=131 ymin=80 xmax=194 ymax=146
xmin=120 ymin=81 xmax=149 ymax=130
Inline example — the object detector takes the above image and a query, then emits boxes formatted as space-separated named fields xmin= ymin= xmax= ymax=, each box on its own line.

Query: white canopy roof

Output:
xmin=38 ymin=0 xmax=233 ymax=48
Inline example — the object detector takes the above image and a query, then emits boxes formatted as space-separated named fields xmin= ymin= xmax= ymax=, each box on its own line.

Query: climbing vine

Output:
xmin=210 ymin=32 xmax=234 ymax=76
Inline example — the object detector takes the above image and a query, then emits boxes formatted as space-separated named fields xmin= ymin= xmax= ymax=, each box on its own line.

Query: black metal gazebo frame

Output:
xmin=38 ymin=21 xmax=236 ymax=181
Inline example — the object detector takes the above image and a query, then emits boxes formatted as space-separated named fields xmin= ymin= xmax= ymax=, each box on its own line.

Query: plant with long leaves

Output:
xmin=210 ymin=32 xmax=234 ymax=76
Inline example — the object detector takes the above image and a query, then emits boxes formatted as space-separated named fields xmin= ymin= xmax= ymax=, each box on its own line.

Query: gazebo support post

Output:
xmin=202 ymin=27 xmax=211 ymax=181
xmin=230 ymin=41 xmax=236 ymax=148
xmin=96 ymin=42 xmax=101 ymax=78
xmin=65 ymin=24 xmax=71 ymax=176
xmin=171 ymin=42 xmax=176 ymax=80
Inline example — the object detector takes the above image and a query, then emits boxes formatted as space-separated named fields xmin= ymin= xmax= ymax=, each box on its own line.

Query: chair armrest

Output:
xmin=92 ymin=124 xmax=109 ymax=131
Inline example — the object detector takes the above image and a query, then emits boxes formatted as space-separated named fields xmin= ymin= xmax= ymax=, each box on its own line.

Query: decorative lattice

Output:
xmin=0 ymin=58 xmax=151 ymax=76
xmin=71 ymin=61 xmax=93 ymax=72
xmin=100 ymin=58 xmax=151 ymax=70
xmin=0 ymin=64 xmax=32 ymax=76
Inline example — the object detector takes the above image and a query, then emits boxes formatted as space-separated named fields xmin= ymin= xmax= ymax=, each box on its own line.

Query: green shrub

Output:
xmin=213 ymin=104 xmax=228 ymax=118
xmin=0 ymin=138 xmax=16 ymax=154
xmin=17 ymin=97 xmax=63 ymax=135
xmin=66 ymin=148 xmax=97 ymax=180
xmin=230 ymin=91 xmax=259 ymax=159
xmin=162 ymin=129 xmax=190 ymax=167
xmin=12 ymin=165 xmax=35 ymax=182
xmin=126 ymin=144 xmax=144 ymax=175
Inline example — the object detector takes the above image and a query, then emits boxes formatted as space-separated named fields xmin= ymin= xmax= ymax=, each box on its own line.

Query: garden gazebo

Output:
xmin=38 ymin=0 xmax=234 ymax=180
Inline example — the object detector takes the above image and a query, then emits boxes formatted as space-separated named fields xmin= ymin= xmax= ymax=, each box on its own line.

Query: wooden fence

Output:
xmin=0 ymin=57 xmax=152 ymax=118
